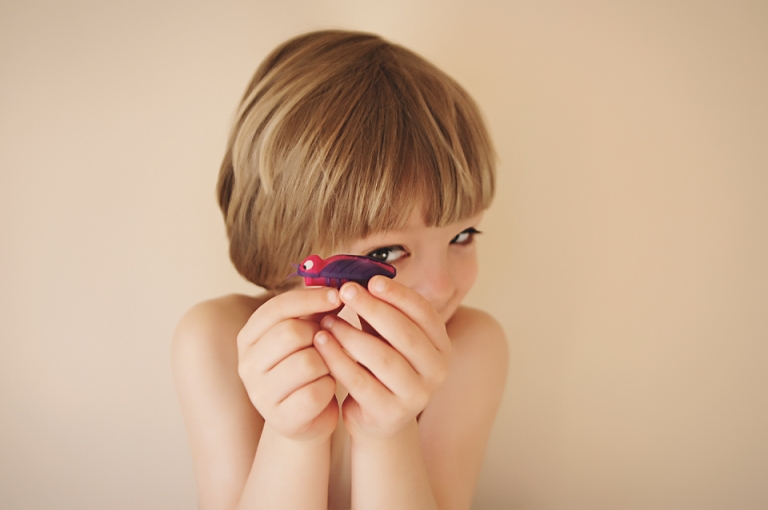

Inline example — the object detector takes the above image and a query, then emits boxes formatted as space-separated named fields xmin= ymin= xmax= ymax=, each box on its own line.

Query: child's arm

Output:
xmin=172 ymin=289 xmax=342 ymax=510
xmin=314 ymin=276 xmax=507 ymax=510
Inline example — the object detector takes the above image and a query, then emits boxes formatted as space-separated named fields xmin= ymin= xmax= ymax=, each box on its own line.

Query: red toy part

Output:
xmin=296 ymin=254 xmax=396 ymax=289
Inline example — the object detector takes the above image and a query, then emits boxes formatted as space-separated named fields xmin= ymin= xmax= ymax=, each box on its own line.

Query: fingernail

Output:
xmin=315 ymin=331 xmax=329 ymax=345
xmin=321 ymin=314 xmax=336 ymax=329
xmin=327 ymin=289 xmax=340 ymax=305
xmin=371 ymin=276 xmax=386 ymax=293
xmin=341 ymin=283 xmax=357 ymax=300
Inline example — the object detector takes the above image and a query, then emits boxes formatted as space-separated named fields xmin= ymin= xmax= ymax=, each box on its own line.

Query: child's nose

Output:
xmin=411 ymin=259 xmax=455 ymax=312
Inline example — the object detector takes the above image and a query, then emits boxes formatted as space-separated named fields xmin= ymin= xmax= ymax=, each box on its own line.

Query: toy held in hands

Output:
xmin=295 ymin=254 xmax=396 ymax=289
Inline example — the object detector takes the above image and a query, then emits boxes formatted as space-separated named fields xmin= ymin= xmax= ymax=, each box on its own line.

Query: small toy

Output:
xmin=294 ymin=254 xmax=396 ymax=289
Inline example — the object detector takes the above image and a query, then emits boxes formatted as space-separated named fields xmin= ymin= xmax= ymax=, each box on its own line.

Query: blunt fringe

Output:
xmin=217 ymin=30 xmax=495 ymax=291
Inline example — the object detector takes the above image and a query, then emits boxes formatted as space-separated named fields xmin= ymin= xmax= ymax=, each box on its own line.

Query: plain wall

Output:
xmin=1 ymin=0 xmax=766 ymax=508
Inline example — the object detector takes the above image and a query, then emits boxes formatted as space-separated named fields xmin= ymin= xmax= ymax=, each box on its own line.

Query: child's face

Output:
xmin=345 ymin=209 xmax=484 ymax=323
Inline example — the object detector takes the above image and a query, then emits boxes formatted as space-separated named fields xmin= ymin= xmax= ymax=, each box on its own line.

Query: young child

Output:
xmin=172 ymin=30 xmax=508 ymax=510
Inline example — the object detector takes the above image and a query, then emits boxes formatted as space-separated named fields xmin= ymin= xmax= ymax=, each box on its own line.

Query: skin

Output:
xmin=172 ymin=209 xmax=508 ymax=510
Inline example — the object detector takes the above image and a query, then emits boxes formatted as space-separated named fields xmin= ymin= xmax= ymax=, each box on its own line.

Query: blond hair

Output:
xmin=217 ymin=30 xmax=495 ymax=291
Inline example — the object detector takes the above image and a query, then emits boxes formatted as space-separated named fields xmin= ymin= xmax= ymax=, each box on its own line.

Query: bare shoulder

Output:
xmin=171 ymin=294 xmax=268 ymax=398
xmin=172 ymin=294 xmax=268 ymax=365
xmin=424 ymin=304 xmax=508 ymax=419
xmin=446 ymin=305 xmax=508 ymax=378
xmin=173 ymin=294 xmax=267 ymax=346
xmin=441 ymin=305 xmax=508 ymax=421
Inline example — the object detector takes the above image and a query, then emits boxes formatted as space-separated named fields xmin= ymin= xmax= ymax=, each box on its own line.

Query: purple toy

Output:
xmin=295 ymin=254 xmax=396 ymax=289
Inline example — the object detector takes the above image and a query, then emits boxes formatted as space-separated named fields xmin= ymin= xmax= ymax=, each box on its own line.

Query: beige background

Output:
xmin=1 ymin=0 xmax=766 ymax=508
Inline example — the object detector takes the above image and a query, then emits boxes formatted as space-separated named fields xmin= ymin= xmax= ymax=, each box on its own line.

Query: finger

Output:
xmin=276 ymin=374 xmax=338 ymax=436
xmin=247 ymin=318 xmax=322 ymax=372
xmin=338 ymin=283 xmax=442 ymax=372
xmin=320 ymin=315 xmax=421 ymax=397
xmin=358 ymin=316 xmax=383 ymax=340
xmin=313 ymin=330 xmax=395 ymax=410
xmin=367 ymin=276 xmax=451 ymax=353
xmin=238 ymin=288 xmax=341 ymax=348
xmin=264 ymin=347 xmax=330 ymax=403
xmin=301 ymin=304 xmax=344 ymax=325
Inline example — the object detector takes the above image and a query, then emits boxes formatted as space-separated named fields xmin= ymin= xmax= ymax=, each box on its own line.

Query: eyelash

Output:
xmin=366 ymin=245 xmax=407 ymax=263
xmin=365 ymin=228 xmax=481 ymax=263
xmin=451 ymin=227 xmax=481 ymax=245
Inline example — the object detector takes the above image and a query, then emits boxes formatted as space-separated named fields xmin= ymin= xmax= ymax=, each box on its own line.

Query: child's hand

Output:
xmin=236 ymin=287 xmax=342 ymax=441
xmin=313 ymin=276 xmax=452 ymax=440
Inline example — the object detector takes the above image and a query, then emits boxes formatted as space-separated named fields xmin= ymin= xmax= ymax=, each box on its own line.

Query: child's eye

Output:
xmin=366 ymin=245 xmax=406 ymax=263
xmin=451 ymin=227 xmax=481 ymax=245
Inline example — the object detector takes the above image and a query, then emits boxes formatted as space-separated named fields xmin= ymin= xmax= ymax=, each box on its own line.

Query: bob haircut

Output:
xmin=217 ymin=30 xmax=495 ymax=291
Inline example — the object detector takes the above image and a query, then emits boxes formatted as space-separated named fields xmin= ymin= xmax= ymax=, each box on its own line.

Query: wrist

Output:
xmin=244 ymin=422 xmax=332 ymax=509
xmin=347 ymin=417 xmax=419 ymax=450
xmin=348 ymin=419 xmax=438 ymax=510
xmin=261 ymin=421 xmax=334 ymax=449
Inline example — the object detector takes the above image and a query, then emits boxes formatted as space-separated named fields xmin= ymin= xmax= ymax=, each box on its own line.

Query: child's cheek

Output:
xmin=456 ymin=247 xmax=479 ymax=291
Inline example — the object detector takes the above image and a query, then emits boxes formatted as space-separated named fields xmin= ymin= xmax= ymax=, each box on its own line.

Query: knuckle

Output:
xmin=298 ymin=377 xmax=333 ymax=410
xmin=237 ymin=362 xmax=248 ymax=382
xmin=434 ymin=361 xmax=449 ymax=384
xmin=311 ymin=375 xmax=335 ymax=401
xmin=400 ymin=328 xmax=420 ymax=351
xmin=297 ymin=348 xmax=324 ymax=377
xmin=249 ymin=386 xmax=267 ymax=410
xmin=407 ymin=386 xmax=430 ymax=410
xmin=278 ymin=319 xmax=316 ymax=347
xmin=373 ymin=349 xmax=394 ymax=371
xmin=293 ymin=388 xmax=316 ymax=412
xmin=413 ymin=298 xmax=432 ymax=318
xmin=292 ymin=348 xmax=311 ymax=371
xmin=237 ymin=355 xmax=256 ymax=380
xmin=428 ymin=363 xmax=448 ymax=390
xmin=280 ymin=318 xmax=304 ymax=338
xmin=347 ymin=370 xmax=369 ymax=393
xmin=236 ymin=329 xmax=249 ymax=352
